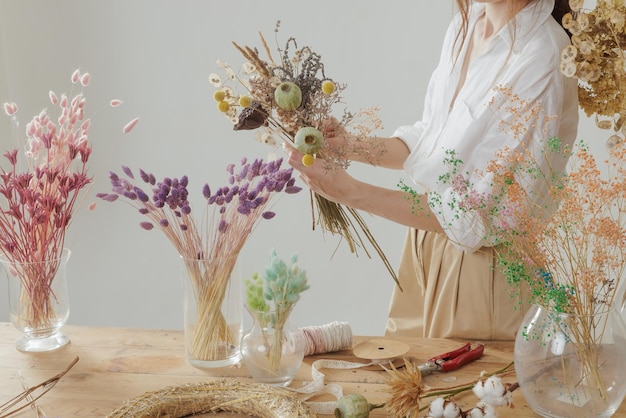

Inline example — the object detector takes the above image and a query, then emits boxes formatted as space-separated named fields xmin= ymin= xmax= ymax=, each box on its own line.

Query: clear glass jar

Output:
xmin=0 ymin=248 xmax=71 ymax=352
xmin=514 ymin=303 xmax=626 ymax=418
xmin=240 ymin=305 xmax=306 ymax=387
xmin=181 ymin=254 xmax=242 ymax=368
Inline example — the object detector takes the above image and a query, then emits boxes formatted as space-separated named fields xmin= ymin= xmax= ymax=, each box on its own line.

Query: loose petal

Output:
xmin=123 ymin=117 xmax=140 ymax=133
xmin=71 ymin=69 xmax=81 ymax=84
xmin=88 ymin=202 xmax=97 ymax=211
xmin=3 ymin=102 xmax=16 ymax=116
xmin=110 ymin=99 xmax=123 ymax=107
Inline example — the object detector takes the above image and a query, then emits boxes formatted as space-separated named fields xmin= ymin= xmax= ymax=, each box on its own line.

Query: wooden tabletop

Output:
xmin=1 ymin=322 xmax=625 ymax=417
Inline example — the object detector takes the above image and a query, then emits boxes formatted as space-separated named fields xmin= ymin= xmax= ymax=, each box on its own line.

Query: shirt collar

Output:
xmin=469 ymin=0 xmax=556 ymax=54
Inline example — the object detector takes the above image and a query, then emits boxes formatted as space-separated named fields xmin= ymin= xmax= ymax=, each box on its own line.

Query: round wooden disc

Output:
xmin=352 ymin=338 xmax=410 ymax=361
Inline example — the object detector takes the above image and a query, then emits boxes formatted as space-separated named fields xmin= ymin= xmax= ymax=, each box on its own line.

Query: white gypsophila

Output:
xmin=473 ymin=376 xmax=512 ymax=407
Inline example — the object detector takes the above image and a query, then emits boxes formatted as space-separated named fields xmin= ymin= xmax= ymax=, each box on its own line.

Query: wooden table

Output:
xmin=1 ymin=322 xmax=625 ymax=417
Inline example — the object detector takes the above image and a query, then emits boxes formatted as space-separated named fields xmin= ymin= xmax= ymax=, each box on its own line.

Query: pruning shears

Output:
xmin=417 ymin=342 xmax=485 ymax=373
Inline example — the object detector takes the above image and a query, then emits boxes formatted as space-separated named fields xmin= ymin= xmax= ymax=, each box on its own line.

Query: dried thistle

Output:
xmin=382 ymin=358 xmax=426 ymax=418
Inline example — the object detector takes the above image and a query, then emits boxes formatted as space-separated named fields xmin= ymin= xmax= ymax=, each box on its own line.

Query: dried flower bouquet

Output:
xmin=210 ymin=23 xmax=399 ymax=286
xmin=98 ymin=157 xmax=301 ymax=361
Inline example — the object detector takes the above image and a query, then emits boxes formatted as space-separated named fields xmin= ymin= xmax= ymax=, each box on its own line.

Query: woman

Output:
xmin=286 ymin=0 xmax=579 ymax=340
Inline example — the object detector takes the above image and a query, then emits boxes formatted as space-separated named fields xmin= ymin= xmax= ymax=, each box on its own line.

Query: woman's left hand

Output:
xmin=284 ymin=144 xmax=357 ymax=207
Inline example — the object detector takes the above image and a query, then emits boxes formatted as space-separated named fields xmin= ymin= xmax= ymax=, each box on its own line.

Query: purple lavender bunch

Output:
xmin=97 ymin=157 xmax=301 ymax=258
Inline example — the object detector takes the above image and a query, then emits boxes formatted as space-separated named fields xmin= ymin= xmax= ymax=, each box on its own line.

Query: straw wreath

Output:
xmin=107 ymin=379 xmax=317 ymax=417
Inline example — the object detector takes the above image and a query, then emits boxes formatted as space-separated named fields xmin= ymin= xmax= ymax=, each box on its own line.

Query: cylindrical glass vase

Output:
xmin=514 ymin=303 xmax=626 ymax=418
xmin=0 ymin=248 xmax=71 ymax=352
xmin=240 ymin=305 xmax=306 ymax=387
xmin=181 ymin=254 xmax=243 ymax=368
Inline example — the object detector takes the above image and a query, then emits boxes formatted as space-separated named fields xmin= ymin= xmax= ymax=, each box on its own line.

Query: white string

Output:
xmin=299 ymin=321 xmax=352 ymax=356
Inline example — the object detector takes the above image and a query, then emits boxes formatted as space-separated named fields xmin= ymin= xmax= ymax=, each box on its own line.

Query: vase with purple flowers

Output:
xmin=98 ymin=157 xmax=301 ymax=367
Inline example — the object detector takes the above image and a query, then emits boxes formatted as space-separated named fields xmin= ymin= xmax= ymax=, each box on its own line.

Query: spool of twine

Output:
xmin=299 ymin=321 xmax=352 ymax=356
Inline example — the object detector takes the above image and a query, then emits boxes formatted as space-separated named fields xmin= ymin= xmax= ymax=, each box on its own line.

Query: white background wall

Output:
xmin=0 ymin=1 xmax=607 ymax=336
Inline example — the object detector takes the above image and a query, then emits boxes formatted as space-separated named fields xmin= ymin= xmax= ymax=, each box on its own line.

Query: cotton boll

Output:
xmin=473 ymin=376 xmax=512 ymax=407
xmin=428 ymin=398 xmax=445 ymax=417
xmin=442 ymin=401 xmax=461 ymax=418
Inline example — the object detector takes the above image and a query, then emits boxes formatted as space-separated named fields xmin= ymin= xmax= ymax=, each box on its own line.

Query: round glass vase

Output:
xmin=514 ymin=303 xmax=626 ymax=418
xmin=0 ymin=248 xmax=71 ymax=352
xmin=181 ymin=254 xmax=243 ymax=368
xmin=240 ymin=305 xmax=306 ymax=387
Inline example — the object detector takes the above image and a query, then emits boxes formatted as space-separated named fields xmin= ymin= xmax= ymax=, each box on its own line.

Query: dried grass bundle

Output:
xmin=107 ymin=379 xmax=317 ymax=418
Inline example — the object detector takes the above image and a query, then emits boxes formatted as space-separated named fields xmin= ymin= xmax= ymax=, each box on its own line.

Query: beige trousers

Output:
xmin=385 ymin=229 xmax=529 ymax=341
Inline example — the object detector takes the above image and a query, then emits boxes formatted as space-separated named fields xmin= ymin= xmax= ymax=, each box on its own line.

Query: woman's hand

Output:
xmin=285 ymin=144 xmax=356 ymax=206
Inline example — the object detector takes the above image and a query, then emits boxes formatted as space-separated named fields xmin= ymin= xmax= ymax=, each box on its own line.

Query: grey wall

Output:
xmin=0 ymin=0 xmax=609 ymax=336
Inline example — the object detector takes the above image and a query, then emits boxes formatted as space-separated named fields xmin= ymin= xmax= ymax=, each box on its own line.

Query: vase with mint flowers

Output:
xmin=98 ymin=157 xmax=301 ymax=368
xmin=240 ymin=250 xmax=309 ymax=386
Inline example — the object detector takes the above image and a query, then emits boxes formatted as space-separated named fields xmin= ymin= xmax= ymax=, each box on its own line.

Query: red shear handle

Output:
xmin=439 ymin=343 xmax=485 ymax=372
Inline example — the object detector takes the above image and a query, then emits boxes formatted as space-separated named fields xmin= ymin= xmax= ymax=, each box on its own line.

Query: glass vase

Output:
xmin=181 ymin=254 xmax=243 ymax=368
xmin=240 ymin=305 xmax=306 ymax=387
xmin=0 ymin=248 xmax=71 ymax=352
xmin=514 ymin=303 xmax=626 ymax=418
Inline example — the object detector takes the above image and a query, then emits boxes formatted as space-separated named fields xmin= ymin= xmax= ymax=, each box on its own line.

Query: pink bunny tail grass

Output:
xmin=3 ymin=102 xmax=17 ymax=116
xmin=49 ymin=91 xmax=58 ymax=105
xmin=123 ymin=117 xmax=140 ymax=133
xmin=71 ymin=69 xmax=81 ymax=84
xmin=80 ymin=73 xmax=90 ymax=87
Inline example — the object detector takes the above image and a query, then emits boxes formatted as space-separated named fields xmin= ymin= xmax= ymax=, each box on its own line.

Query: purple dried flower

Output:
xmin=122 ymin=166 xmax=134 ymax=179
xmin=180 ymin=223 xmax=188 ymax=231
xmin=139 ymin=169 xmax=151 ymax=183
xmin=96 ymin=193 xmax=118 ymax=202
xmin=134 ymin=187 xmax=149 ymax=202
xmin=262 ymin=211 xmax=276 ymax=219
xmin=218 ymin=219 xmax=228 ymax=232
xmin=159 ymin=219 xmax=169 ymax=227
xmin=181 ymin=205 xmax=191 ymax=215
xmin=202 ymin=184 xmax=211 ymax=199
xmin=140 ymin=221 xmax=154 ymax=230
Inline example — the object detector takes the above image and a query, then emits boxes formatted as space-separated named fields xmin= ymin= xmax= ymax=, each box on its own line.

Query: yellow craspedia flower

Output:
xmin=321 ymin=80 xmax=335 ymax=95
xmin=213 ymin=90 xmax=226 ymax=102
xmin=239 ymin=95 xmax=252 ymax=108
xmin=217 ymin=100 xmax=230 ymax=113
xmin=302 ymin=153 xmax=315 ymax=167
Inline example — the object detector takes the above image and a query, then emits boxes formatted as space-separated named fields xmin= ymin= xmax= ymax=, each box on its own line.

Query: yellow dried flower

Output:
xmin=322 ymin=80 xmax=336 ymax=95
xmin=302 ymin=154 xmax=315 ymax=167
xmin=217 ymin=100 xmax=230 ymax=113
xmin=239 ymin=95 xmax=252 ymax=108
xmin=213 ymin=90 xmax=226 ymax=102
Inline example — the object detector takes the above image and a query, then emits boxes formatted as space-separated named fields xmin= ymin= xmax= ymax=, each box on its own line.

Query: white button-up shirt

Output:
xmin=394 ymin=0 xmax=579 ymax=251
